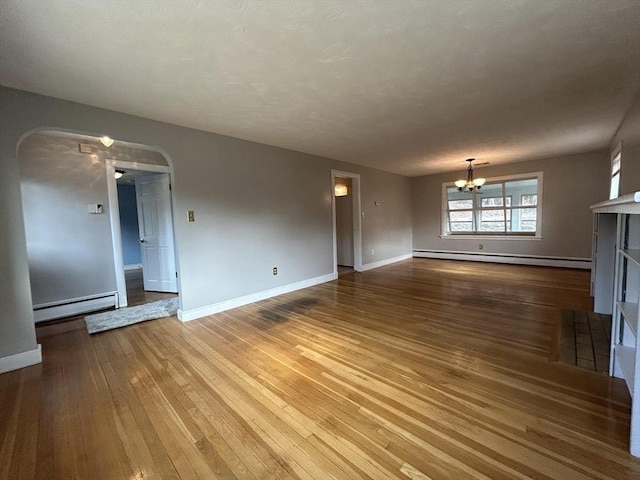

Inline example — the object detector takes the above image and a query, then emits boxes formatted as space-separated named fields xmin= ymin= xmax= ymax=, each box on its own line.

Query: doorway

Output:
xmin=106 ymin=160 xmax=179 ymax=308
xmin=18 ymin=130 xmax=180 ymax=322
xmin=331 ymin=170 xmax=362 ymax=275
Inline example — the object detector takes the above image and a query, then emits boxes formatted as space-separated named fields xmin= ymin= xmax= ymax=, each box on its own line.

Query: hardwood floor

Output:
xmin=2 ymin=259 xmax=639 ymax=479
xmin=125 ymin=268 xmax=178 ymax=307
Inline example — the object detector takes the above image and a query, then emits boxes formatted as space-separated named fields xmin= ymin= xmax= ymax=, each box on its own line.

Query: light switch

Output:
xmin=188 ymin=210 xmax=195 ymax=222
xmin=87 ymin=204 xmax=103 ymax=214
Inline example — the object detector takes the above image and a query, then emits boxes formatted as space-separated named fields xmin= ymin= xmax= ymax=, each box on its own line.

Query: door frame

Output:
xmin=106 ymin=159 xmax=176 ymax=307
xmin=331 ymin=170 xmax=362 ymax=273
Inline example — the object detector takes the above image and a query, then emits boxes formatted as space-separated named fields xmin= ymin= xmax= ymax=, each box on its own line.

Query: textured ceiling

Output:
xmin=1 ymin=0 xmax=639 ymax=177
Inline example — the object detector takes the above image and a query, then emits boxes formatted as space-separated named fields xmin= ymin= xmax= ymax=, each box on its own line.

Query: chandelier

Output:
xmin=455 ymin=158 xmax=486 ymax=192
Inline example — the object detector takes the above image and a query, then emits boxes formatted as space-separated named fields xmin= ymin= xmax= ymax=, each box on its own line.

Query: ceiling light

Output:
xmin=99 ymin=136 xmax=115 ymax=147
xmin=455 ymin=158 xmax=485 ymax=192
xmin=115 ymin=170 xmax=124 ymax=179
xmin=335 ymin=184 xmax=348 ymax=197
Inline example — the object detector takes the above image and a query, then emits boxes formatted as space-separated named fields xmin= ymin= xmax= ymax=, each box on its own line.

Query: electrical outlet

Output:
xmin=371 ymin=248 xmax=375 ymax=256
xmin=273 ymin=267 xmax=278 ymax=275
xmin=478 ymin=244 xmax=483 ymax=250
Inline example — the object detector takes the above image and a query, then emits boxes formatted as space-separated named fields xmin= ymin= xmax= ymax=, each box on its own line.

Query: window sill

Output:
xmin=439 ymin=234 xmax=542 ymax=241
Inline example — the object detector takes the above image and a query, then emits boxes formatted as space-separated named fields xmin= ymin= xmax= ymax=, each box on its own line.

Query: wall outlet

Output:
xmin=478 ymin=244 xmax=484 ymax=250
xmin=273 ymin=267 xmax=278 ymax=275
xmin=371 ymin=248 xmax=375 ymax=256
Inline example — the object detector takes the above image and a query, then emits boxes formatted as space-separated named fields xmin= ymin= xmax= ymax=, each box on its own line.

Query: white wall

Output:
xmin=411 ymin=151 xmax=609 ymax=259
xmin=0 ymin=86 xmax=413 ymax=366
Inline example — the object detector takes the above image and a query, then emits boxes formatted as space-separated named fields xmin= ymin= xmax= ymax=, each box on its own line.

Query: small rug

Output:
xmin=85 ymin=297 xmax=179 ymax=334
xmin=558 ymin=310 xmax=611 ymax=373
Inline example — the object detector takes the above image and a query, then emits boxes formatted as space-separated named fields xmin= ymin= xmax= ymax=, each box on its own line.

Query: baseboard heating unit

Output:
xmin=413 ymin=249 xmax=591 ymax=269
xmin=33 ymin=292 xmax=118 ymax=323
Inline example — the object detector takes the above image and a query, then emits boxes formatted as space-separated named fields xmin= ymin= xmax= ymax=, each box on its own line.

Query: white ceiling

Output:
xmin=1 ymin=0 xmax=639 ymax=177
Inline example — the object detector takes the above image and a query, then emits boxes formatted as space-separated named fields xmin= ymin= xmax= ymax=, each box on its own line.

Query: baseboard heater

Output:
xmin=33 ymin=292 xmax=118 ymax=323
xmin=413 ymin=249 xmax=591 ymax=269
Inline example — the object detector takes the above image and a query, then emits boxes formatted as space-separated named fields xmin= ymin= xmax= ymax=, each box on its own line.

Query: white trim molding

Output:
xmin=124 ymin=263 xmax=143 ymax=271
xmin=360 ymin=253 xmax=413 ymax=272
xmin=413 ymin=249 xmax=591 ymax=269
xmin=0 ymin=344 xmax=42 ymax=374
xmin=178 ymin=272 xmax=337 ymax=322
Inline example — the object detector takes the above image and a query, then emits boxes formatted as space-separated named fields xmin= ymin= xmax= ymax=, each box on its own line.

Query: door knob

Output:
xmin=139 ymin=239 xmax=145 ymax=243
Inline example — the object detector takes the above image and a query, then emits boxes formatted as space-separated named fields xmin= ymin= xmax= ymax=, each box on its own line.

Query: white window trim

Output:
xmin=441 ymin=171 xmax=543 ymax=239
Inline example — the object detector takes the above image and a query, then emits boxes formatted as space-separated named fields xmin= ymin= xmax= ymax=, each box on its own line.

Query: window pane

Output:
xmin=612 ymin=152 xmax=621 ymax=175
xmin=481 ymin=196 xmax=510 ymax=207
xmin=448 ymin=210 xmax=473 ymax=233
xmin=521 ymin=194 xmax=537 ymax=206
xmin=505 ymin=179 xmax=537 ymax=207
xmin=447 ymin=187 xmax=473 ymax=209
xmin=450 ymin=211 xmax=472 ymax=222
xmin=479 ymin=209 xmax=505 ymax=232
xmin=511 ymin=207 xmax=537 ymax=232
xmin=479 ymin=183 xmax=502 ymax=199
xmin=450 ymin=222 xmax=473 ymax=232
xmin=448 ymin=199 xmax=473 ymax=210
xmin=610 ymin=172 xmax=620 ymax=200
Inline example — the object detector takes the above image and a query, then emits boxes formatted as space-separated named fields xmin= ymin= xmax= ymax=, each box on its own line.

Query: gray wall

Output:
xmin=356 ymin=167 xmax=413 ymax=263
xmin=19 ymin=134 xmax=118 ymax=306
xmin=611 ymin=91 xmax=640 ymax=195
xmin=0 ymin=86 xmax=412 ymax=362
xmin=411 ymin=151 xmax=609 ymax=259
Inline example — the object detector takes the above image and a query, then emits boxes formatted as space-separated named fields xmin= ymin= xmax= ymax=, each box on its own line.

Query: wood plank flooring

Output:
xmin=2 ymin=259 xmax=639 ymax=479
xmin=124 ymin=268 xmax=178 ymax=307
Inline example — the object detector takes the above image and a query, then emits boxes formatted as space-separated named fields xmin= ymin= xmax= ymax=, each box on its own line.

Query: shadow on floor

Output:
xmin=558 ymin=310 xmax=611 ymax=373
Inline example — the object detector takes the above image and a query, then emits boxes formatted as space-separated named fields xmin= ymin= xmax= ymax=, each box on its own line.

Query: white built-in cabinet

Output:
xmin=591 ymin=191 xmax=640 ymax=457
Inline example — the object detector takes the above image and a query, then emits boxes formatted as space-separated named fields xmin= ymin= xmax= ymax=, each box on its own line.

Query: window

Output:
xmin=443 ymin=173 xmax=542 ymax=237
xmin=610 ymin=149 xmax=621 ymax=200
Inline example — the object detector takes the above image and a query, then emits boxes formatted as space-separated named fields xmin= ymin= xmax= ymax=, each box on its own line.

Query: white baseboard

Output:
xmin=124 ymin=263 xmax=142 ymax=271
xmin=178 ymin=272 xmax=338 ymax=322
xmin=360 ymin=253 xmax=413 ymax=272
xmin=413 ymin=249 xmax=591 ymax=269
xmin=0 ymin=344 xmax=42 ymax=374
xmin=33 ymin=293 xmax=117 ymax=323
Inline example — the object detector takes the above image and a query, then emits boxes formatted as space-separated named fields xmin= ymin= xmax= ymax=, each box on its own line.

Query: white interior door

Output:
xmin=135 ymin=173 xmax=178 ymax=293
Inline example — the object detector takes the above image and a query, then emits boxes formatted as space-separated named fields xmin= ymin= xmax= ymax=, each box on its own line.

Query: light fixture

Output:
xmin=455 ymin=158 xmax=486 ymax=192
xmin=99 ymin=136 xmax=115 ymax=147
xmin=335 ymin=184 xmax=348 ymax=197
xmin=115 ymin=170 xmax=124 ymax=179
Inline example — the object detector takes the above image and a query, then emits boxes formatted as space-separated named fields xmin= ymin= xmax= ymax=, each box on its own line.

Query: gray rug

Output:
xmin=85 ymin=297 xmax=179 ymax=334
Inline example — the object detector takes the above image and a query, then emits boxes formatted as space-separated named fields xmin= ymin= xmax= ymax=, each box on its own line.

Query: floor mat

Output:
xmin=84 ymin=297 xmax=179 ymax=334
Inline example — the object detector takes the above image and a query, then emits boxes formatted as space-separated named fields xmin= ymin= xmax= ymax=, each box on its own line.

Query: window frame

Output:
xmin=609 ymin=144 xmax=622 ymax=200
xmin=441 ymin=171 xmax=543 ymax=240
